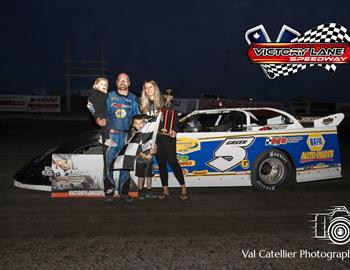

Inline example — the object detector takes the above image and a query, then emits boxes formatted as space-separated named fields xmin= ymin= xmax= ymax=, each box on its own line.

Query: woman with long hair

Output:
xmin=140 ymin=80 xmax=164 ymax=116
xmin=140 ymin=80 xmax=188 ymax=200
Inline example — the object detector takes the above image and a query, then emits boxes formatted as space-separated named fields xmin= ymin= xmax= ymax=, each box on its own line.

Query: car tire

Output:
xmin=251 ymin=149 xmax=292 ymax=191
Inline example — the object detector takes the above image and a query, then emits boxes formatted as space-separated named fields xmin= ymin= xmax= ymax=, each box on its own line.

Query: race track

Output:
xmin=0 ymin=117 xmax=349 ymax=269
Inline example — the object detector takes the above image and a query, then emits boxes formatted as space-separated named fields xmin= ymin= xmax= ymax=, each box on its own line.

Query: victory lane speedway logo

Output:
xmin=245 ymin=23 xmax=350 ymax=79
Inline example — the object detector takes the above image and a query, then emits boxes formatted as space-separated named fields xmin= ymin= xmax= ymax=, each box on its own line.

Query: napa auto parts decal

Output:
xmin=300 ymin=133 xmax=334 ymax=163
xmin=245 ymin=23 xmax=350 ymax=79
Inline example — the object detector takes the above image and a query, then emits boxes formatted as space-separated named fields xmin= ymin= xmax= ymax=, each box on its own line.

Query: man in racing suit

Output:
xmin=96 ymin=73 xmax=140 ymax=200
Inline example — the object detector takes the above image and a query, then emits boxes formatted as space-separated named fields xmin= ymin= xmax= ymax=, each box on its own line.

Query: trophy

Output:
xmin=159 ymin=89 xmax=175 ymax=136
xmin=164 ymin=89 xmax=173 ymax=108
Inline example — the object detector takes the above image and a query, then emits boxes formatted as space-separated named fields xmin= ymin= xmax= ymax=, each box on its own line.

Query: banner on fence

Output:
xmin=0 ymin=95 xmax=27 ymax=112
xmin=0 ymin=95 xmax=60 ymax=112
xmin=27 ymin=96 xmax=60 ymax=112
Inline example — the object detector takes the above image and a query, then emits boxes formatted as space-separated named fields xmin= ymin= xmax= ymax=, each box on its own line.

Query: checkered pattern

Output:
xmin=265 ymin=137 xmax=272 ymax=145
xmin=262 ymin=23 xmax=350 ymax=79
xmin=113 ymin=113 xmax=161 ymax=171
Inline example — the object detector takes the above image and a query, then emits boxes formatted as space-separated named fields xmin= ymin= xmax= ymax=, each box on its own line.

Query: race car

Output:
xmin=174 ymin=107 xmax=343 ymax=190
xmin=14 ymin=107 xmax=344 ymax=192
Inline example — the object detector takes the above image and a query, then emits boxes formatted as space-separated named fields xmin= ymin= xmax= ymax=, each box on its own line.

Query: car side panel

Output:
xmin=153 ymin=127 xmax=342 ymax=187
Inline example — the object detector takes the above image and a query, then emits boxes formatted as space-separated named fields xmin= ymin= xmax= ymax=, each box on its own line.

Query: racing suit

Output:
xmin=105 ymin=91 xmax=140 ymax=195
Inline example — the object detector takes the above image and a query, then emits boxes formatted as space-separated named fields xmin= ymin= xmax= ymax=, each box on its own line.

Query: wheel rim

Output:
xmin=258 ymin=158 xmax=285 ymax=185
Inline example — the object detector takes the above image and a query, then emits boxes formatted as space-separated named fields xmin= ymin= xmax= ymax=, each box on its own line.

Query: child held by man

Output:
xmin=87 ymin=77 xmax=114 ymax=146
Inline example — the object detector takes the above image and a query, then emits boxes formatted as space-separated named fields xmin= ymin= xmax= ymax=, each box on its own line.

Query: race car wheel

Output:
xmin=251 ymin=149 xmax=292 ymax=191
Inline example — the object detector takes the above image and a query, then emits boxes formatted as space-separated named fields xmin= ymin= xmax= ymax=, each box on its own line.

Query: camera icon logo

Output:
xmin=311 ymin=206 xmax=350 ymax=245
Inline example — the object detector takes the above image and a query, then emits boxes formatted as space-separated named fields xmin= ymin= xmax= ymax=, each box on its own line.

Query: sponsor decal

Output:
xmin=193 ymin=170 xmax=209 ymax=176
xmin=265 ymin=136 xmax=303 ymax=146
xmin=207 ymin=137 xmax=254 ymax=172
xmin=179 ymin=160 xmax=196 ymax=167
xmin=315 ymin=163 xmax=327 ymax=167
xmin=306 ymin=133 xmax=325 ymax=151
xmin=224 ymin=137 xmax=254 ymax=147
xmin=177 ymin=155 xmax=189 ymax=162
xmin=176 ymin=137 xmax=201 ymax=154
xmin=303 ymin=165 xmax=314 ymax=171
xmin=182 ymin=168 xmax=189 ymax=176
xmin=233 ymin=171 xmax=250 ymax=175
xmin=245 ymin=23 xmax=350 ymax=79
xmin=111 ymin=103 xmax=131 ymax=108
xmin=115 ymin=109 xmax=126 ymax=118
xmin=302 ymin=163 xmax=330 ymax=171
xmin=300 ymin=150 xmax=334 ymax=163
xmin=322 ymin=117 xmax=334 ymax=125
xmin=241 ymin=159 xmax=250 ymax=169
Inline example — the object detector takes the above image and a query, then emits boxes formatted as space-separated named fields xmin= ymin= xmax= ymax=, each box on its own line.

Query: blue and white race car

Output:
xmin=14 ymin=107 xmax=344 ymax=192
xmin=161 ymin=107 xmax=344 ymax=190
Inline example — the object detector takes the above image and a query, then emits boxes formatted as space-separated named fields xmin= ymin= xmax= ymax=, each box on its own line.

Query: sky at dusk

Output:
xmin=1 ymin=0 xmax=349 ymax=101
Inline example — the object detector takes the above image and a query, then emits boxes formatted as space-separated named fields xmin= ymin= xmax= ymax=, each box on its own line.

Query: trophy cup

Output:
xmin=164 ymin=89 xmax=173 ymax=108
xmin=159 ymin=89 xmax=175 ymax=136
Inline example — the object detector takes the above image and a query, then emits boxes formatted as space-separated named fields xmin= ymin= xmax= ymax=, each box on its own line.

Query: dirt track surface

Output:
xmin=1 ymin=118 xmax=350 ymax=269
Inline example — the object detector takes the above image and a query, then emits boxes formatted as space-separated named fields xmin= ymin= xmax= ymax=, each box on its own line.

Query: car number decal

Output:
xmin=206 ymin=137 xmax=254 ymax=172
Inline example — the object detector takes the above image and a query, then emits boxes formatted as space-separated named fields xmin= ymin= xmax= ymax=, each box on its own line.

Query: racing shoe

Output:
xmin=120 ymin=194 xmax=134 ymax=203
xmin=144 ymin=189 xmax=158 ymax=199
xmin=105 ymin=188 xmax=115 ymax=202
xmin=138 ymin=190 xmax=145 ymax=200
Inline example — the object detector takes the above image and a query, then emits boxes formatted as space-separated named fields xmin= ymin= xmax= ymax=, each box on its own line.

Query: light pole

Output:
xmin=63 ymin=42 xmax=108 ymax=112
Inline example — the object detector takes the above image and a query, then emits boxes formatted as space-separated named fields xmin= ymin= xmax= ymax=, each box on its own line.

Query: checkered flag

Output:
xmin=262 ymin=23 xmax=350 ymax=79
xmin=113 ymin=113 xmax=161 ymax=171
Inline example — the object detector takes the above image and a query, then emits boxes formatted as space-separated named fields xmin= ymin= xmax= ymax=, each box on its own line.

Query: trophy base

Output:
xmin=158 ymin=131 xmax=172 ymax=137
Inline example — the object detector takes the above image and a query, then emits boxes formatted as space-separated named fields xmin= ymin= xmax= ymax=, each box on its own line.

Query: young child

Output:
xmin=131 ymin=115 xmax=158 ymax=200
xmin=87 ymin=77 xmax=113 ymax=146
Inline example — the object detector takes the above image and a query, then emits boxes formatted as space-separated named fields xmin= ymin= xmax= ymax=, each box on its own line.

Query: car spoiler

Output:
xmin=313 ymin=113 xmax=345 ymax=127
